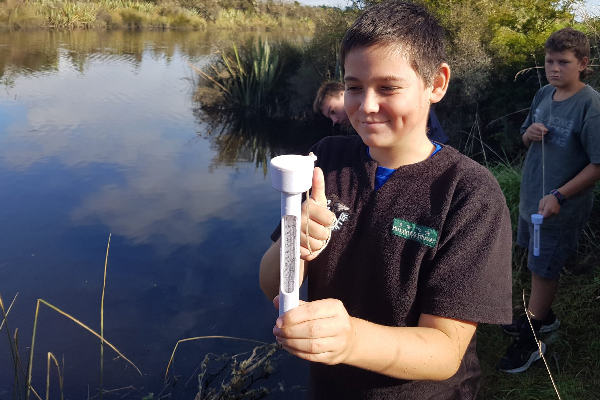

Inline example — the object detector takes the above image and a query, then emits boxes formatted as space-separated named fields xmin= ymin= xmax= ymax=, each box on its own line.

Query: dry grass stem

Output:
xmin=189 ymin=62 xmax=230 ymax=94
xmin=0 ymin=292 xmax=18 ymax=332
xmin=514 ymin=66 xmax=544 ymax=81
xmin=15 ymin=327 xmax=36 ymax=396
xmin=87 ymin=385 xmax=141 ymax=400
xmin=522 ymin=291 xmax=562 ymax=400
xmin=46 ymin=352 xmax=64 ymax=400
xmin=100 ymin=233 xmax=111 ymax=400
xmin=0 ymin=293 xmax=23 ymax=400
xmin=26 ymin=299 xmax=142 ymax=400
xmin=164 ymin=335 xmax=270 ymax=385
xmin=484 ymin=108 xmax=530 ymax=131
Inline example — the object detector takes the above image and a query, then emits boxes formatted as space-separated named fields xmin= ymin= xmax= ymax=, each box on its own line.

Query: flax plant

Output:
xmin=196 ymin=38 xmax=281 ymax=111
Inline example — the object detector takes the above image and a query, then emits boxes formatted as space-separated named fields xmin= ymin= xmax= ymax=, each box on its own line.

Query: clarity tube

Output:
xmin=531 ymin=213 xmax=543 ymax=257
xmin=270 ymin=154 xmax=316 ymax=316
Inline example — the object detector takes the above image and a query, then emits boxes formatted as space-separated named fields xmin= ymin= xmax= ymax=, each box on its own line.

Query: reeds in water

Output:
xmin=0 ymin=234 xmax=141 ymax=400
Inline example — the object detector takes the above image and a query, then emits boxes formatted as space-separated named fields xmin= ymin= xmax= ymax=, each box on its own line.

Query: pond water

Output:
xmin=0 ymin=29 xmax=330 ymax=398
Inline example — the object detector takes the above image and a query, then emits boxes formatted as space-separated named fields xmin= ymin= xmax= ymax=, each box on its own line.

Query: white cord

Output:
xmin=542 ymin=128 xmax=545 ymax=199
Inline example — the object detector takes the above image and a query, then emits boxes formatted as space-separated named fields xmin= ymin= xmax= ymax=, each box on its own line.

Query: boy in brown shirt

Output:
xmin=260 ymin=2 xmax=512 ymax=398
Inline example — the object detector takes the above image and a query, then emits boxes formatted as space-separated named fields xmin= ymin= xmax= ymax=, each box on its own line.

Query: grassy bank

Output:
xmin=0 ymin=0 xmax=325 ymax=31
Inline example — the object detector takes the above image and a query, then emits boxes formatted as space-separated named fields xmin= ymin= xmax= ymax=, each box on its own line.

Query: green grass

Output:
xmin=487 ymin=162 xmax=522 ymax=232
xmin=478 ymin=262 xmax=600 ymax=399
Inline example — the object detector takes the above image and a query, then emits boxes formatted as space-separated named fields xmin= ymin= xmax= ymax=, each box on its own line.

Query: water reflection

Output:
xmin=0 ymin=29 xmax=309 ymax=81
xmin=0 ymin=29 xmax=322 ymax=398
xmin=198 ymin=109 xmax=330 ymax=177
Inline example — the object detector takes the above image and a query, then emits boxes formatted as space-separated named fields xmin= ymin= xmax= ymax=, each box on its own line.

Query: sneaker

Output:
xmin=501 ymin=310 xmax=560 ymax=336
xmin=498 ymin=337 xmax=546 ymax=373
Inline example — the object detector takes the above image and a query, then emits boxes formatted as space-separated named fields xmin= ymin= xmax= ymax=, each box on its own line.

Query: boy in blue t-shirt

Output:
xmin=499 ymin=27 xmax=600 ymax=373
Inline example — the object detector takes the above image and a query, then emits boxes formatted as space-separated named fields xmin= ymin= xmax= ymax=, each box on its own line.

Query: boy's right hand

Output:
xmin=538 ymin=194 xmax=561 ymax=218
xmin=524 ymin=123 xmax=548 ymax=142
xmin=300 ymin=167 xmax=336 ymax=262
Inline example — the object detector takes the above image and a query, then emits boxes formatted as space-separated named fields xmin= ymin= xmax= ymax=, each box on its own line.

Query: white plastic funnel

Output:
xmin=270 ymin=154 xmax=317 ymax=316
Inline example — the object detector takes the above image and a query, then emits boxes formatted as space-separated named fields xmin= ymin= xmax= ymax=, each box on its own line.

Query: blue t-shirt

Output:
xmin=428 ymin=109 xmax=448 ymax=144
xmin=371 ymin=142 xmax=443 ymax=190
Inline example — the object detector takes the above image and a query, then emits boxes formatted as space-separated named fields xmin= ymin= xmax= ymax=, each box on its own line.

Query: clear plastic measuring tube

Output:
xmin=270 ymin=154 xmax=317 ymax=316
xmin=531 ymin=214 xmax=543 ymax=257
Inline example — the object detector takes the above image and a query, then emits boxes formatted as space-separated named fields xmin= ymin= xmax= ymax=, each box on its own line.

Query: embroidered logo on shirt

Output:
xmin=391 ymin=219 xmax=438 ymax=248
xmin=327 ymin=196 xmax=350 ymax=231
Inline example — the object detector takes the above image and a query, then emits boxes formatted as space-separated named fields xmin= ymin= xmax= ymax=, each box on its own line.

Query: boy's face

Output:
xmin=343 ymin=45 xmax=432 ymax=150
xmin=320 ymin=92 xmax=349 ymax=127
xmin=545 ymin=50 xmax=587 ymax=91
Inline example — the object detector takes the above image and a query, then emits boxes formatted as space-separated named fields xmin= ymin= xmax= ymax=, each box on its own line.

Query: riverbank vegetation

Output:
xmin=0 ymin=0 xmax=327 ymax=31
xmin=194 ymin=0 xmax=599 ymax=158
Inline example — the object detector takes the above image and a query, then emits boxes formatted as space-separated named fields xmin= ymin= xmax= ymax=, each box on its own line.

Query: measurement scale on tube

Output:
xmin=270 ymin=153 xmax=317 ymax=316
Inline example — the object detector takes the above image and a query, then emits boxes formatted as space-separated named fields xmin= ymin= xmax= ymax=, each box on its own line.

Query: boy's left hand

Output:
xmin=538 ymin=194 xmax=561 ymax=218
xmin=272 ymin=296 xmax=355 ymax=365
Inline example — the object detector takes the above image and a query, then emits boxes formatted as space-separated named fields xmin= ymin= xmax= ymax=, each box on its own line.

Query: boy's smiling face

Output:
xmin=343 ymin=45 xmax=434 ymax=154
xmin=545 ymin=50 xmax=587 ymax=91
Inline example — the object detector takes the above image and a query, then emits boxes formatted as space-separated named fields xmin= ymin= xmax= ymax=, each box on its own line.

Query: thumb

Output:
xmin=311 ymin=167 xmax=327 ymax=207
xmin=538 ymin=199 xmax=546 ymax=217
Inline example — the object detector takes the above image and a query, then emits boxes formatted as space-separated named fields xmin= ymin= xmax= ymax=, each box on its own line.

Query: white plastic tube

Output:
xmin=270 ymin=154 xmax=317 ymax=316
xmin=531 ymin=213 xmax=543 ymax=257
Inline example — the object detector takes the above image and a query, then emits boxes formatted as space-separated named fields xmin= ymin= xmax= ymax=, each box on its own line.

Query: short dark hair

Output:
xmin=340 ymin=1 xmax=446 ymax=87
xmin=313 ymin=81 xmax=345 ymax=114
xmin=545 ymin=27 xmax=593 ymax=79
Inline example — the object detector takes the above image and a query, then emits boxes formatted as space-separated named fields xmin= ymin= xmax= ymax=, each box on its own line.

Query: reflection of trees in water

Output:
xmin=0 ymin=29 xmax=304 ymax=86
xmin=196 ymin=108 xmax=331 ymax=177
xmin=0 ymin=31 xmax=59 ymax=85
xmin=202 ymin=110 xmax=275 ymax=177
